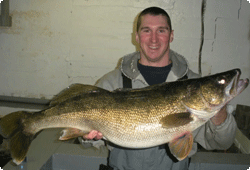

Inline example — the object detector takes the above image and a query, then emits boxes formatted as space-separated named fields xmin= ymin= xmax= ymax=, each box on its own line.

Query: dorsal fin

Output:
xmin=50 ymin=84 xmax=107 ymax=106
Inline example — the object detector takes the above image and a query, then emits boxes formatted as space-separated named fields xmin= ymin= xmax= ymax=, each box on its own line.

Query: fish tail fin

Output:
xmin=0 ymin=111 xmax=34 ymax=165
xmin=10 ymin=131 xmax=33 ymax=165
xmin=0 ymin=136 xmax=10 ymax=156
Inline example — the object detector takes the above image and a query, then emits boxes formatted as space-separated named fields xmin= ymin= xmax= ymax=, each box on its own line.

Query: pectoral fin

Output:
xmin=168 ymin=132 xmax=193 ymax=161
xmin=59 ymin=128 xmax=88 ymax=140
xmin=160 ymin=112 xmax=193 ymax=128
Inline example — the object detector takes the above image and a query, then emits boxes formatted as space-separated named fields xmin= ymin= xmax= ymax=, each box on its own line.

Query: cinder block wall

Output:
xmin=0 ymin=0 xmax=249 ymax=115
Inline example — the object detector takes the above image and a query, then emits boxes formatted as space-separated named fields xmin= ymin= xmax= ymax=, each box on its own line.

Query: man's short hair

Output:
xmin=136 ymin=7 xmax=172 ymax=32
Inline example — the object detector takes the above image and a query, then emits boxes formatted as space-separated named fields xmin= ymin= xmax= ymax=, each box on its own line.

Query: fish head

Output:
xmin=200 ymin=69 xmax=248 ymax=106
xmin=183 ymin=69 xmax=249 ymax=118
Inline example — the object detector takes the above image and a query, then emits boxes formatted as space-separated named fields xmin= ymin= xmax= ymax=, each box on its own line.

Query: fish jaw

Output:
xmin=226 ymin=69 xmax=249 ymax=99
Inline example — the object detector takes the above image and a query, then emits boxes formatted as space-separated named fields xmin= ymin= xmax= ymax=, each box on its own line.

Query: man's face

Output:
xmin=136 ymin=14 xmax=174 ymax=66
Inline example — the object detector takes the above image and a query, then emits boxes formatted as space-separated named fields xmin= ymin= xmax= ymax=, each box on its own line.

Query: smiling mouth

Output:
xmin=149 ymin=46 xmax=159 ymax=50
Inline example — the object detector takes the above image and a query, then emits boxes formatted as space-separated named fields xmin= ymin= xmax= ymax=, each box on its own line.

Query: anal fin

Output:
xmin=59 ymin=128 xmax=87 ymax=140
xmin=168 ymin=132 xmax=193 ymax=161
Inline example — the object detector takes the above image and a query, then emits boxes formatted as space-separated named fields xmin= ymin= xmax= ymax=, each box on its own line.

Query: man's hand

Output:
xmin=211 ymin=105 xmax=227 ymax=126
xmin=83 ymin=130 xmax=103 ymax=140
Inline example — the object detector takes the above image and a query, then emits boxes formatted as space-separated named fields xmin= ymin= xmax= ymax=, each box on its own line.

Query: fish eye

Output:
xmin=216 ymin=75 xmax=228 ymax=85
xmin=218 ymin=79 xmax=226 ymax=85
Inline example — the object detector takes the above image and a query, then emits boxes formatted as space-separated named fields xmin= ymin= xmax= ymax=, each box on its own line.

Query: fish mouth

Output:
xmin=226 ymin=69 xmax=249 ymax=98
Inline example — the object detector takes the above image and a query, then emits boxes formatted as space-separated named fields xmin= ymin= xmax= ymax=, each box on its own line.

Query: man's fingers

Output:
xmin=96 ymin=132 xmax=103 ymax=140
xmin=83 ymin=130 xmax=103 ymax=140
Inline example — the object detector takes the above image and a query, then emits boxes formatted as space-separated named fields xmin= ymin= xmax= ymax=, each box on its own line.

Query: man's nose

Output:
xmin=150 ymin=32 xmax=158 ymax=43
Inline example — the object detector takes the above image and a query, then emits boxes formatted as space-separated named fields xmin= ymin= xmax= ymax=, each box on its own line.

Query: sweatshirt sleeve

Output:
xmin=193 ymin=105 xmax=237 ymax=150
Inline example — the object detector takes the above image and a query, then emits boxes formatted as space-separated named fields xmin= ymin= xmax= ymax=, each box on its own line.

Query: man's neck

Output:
xmin=139 ymin=50 xmax=172 ymax=67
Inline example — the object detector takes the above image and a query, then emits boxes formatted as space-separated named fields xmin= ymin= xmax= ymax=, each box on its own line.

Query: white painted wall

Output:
xmin=0 ymin=0 xmax=249 ymax=115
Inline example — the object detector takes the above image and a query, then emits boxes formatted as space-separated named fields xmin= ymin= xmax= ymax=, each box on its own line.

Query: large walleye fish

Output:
xmin=0 ymin=68 xmax=248 ymax=165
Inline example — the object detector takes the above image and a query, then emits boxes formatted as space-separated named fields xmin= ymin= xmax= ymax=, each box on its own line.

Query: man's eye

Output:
xmin=158 ymin=29 xmax=166 ymax=33
xmin=143 ymin=29 xmax=150 ymax=33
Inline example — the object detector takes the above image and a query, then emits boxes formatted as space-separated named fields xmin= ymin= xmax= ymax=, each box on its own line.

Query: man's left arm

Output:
xmin=210 ymin=105 xmax=228 ymax=126
xmin=194 ymin=105 xmax=237 ymax=150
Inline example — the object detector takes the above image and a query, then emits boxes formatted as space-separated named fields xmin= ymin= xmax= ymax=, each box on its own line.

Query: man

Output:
xmin=84 ymin=7 xmax=236 ymax=170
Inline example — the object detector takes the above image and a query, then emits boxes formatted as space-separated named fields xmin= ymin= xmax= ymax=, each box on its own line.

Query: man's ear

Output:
xmin=135 ymin=32 xmax=140 ymax=43
xmin=170 ymin=30 xmax=174 ymax=43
